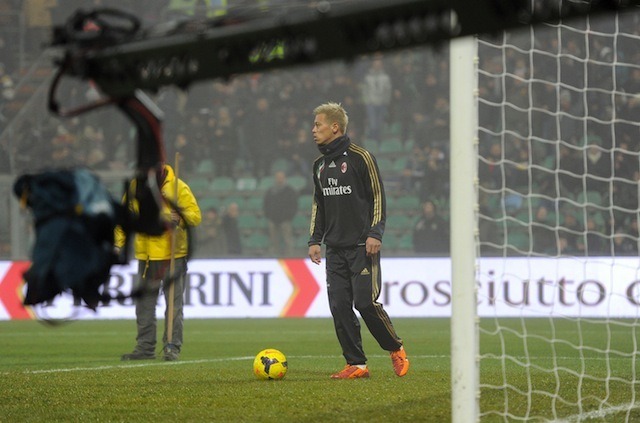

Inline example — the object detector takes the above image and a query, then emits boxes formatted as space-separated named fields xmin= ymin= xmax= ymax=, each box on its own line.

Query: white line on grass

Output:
xmin=1 ymin=353 xmax=622 ymax=376
xmin=550 ymin=403 xmax=640 ymax=422
xmin=3 ymin=357 xmax=254 ymax=375
xmin=0 ymin=354 xmax=628 ymax=378
xmin=2 ymin=354 xmax=442 ymax=376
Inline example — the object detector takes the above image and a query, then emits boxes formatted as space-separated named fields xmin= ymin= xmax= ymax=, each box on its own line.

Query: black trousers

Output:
xmin=326 ymin=245 xmax=403 ymax=365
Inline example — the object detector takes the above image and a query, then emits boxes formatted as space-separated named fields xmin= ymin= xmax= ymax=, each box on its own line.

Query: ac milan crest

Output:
xmin=341 ymin=162 xmax=347 ymax=173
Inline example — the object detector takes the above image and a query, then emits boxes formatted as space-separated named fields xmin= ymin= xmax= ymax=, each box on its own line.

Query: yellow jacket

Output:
xmin=115 ymin=165 xmax=201 ymax=260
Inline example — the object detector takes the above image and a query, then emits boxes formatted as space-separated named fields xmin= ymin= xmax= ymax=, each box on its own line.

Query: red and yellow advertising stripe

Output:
xmin=0 ymin=261 xmax=33 ymax=320
xmin=279 ymin=259 xmax=320 ymax=317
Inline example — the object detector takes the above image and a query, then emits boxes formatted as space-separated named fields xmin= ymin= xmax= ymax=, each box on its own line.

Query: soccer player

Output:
xmin=307 ymin=102 xmax=409 ymax=379
xmin=117 ymin=163 xmax=201 ymax=361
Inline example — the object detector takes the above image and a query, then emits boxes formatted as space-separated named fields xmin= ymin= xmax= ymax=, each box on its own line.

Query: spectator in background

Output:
xmin=0 ymin=35 xmax=16 ymax=77
xmin=0 ymin=62 xmax=14 ymax=107
xmin=0 ymin=139 xmax=9 ymax=172
xmin=531 ymin=205 xmax=557 ymax=255
xmin=289 ymin=127 xmax=315 ymax=177
xmin=277 ymin=111 xmax=300 ymax=161
xmin=245 ymin=97 xmax=276 ymax=178
xmin=263 ymin=170 xmax=298 ymax=257
xmin=585 ymin=140 xmax=612 ymax=195
xmin=108 ymin=132 xmax=133 ymax=171
xmin=412 ymin=200 xmax=449 ymax=254
xmin=339 ymin=93 xmax=365 ymax=140
xmin=400 ymin=144 xmax=427 ymax=193
xmin=612 ymin=146 xmax=639 ymax=218
xmin=196 ymin=206 xmax=225 ymax=257
xmin=169 ymin=131 xmax=196 ymax=173
xmin=182 ymin=112 xmax=209 ymax=169
xmin=577 ymin=215 xmax=607 ymax=256
xmin=419 ymin=146 xmax=449 ymax=202
xmin=49 ymin=124 xmax=78 ymax=167
xmin=557 ymin=89 xmax=585 ymax=146
xmin=391 ymin=59 xmax=420 ymax=144
xmin=222 ymin=202 xmax=242 ymax=255
xmin=361 ymin=56 xmax=392 ymax=143
xmin=557 ymin=145 xmax=583 ymax=198
xmin=409 ymin=110 xmax=430 ymax=150
xmin=613 ymin=228 xmax=636 ymax=255
xmin=558 ymin=210 xmax=581 ymax=253
xmin=211 ymin=106 xmax=238 ymax=177
xmin=23 ymin=0 xmax=57 ymax=53
xmin=479 ymin=143 xmax=504 ymax=191
xmin=0 ymin=240 xmax=10 ymax=258
xmin=81 ymin=124 xmax=107 ymax=169
xmin=428 ymin=95 xmax=450 ymax=144
xmin=556 ymin=235 xmax=577 ymax=256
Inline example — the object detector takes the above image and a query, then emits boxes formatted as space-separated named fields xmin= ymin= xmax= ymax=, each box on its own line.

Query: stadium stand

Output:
xmin=11 ymin=0 xmax=635 ymax=258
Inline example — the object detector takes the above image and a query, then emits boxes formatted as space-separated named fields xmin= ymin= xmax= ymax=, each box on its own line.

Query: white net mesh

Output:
xmin=476 ymin=7 xmax=640 ymax=422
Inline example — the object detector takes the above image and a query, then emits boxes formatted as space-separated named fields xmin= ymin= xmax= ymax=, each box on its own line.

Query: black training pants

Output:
xmin=325 ymin=245 xmax=403 ymax=365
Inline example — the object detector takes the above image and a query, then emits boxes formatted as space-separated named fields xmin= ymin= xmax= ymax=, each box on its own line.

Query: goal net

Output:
xmin=475 ymin=7 xmax=640 ymax=422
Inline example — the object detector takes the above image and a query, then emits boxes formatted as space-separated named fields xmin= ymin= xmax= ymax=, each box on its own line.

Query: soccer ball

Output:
xmin=253 ymin=348 xmax=288 ymax=380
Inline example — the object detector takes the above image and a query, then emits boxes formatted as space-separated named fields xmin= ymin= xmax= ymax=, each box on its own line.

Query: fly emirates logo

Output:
xmin=323 ymin=177 xmax=352 ymax=196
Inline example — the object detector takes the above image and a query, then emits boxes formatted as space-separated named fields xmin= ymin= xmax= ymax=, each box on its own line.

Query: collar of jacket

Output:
xmin=318 ymin=135 xmax=351 ymax=160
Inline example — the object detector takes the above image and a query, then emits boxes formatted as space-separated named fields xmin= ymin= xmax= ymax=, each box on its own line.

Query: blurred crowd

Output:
xmin=1 ymin=0 xmax=640 ymax=258
xmin=1 ymin=0 xmax=450 ymax=184
xmin=477 ymin=13 xmax=640 ymax=256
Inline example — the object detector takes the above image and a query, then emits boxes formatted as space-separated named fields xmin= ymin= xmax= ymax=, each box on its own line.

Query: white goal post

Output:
xmin=450 ymin=35 xmax=480 ymax=423
xmin=451 ymin=5 xmax=640 ymax=422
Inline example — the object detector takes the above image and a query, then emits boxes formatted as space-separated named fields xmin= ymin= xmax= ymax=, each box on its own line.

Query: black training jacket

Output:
xmin=308 ymin=142 xmax=386 ymax=248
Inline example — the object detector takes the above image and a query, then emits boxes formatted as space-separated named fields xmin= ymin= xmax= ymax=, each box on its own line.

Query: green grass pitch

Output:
xmin=1 ymin=317 xmax=639 ymax=422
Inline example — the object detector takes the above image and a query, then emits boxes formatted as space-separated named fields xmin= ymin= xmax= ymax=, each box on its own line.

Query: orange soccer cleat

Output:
xmin=330 ymin=365 xmax=370 ymax=379
xmin=390 ymin=346 xmax=409 ymax=377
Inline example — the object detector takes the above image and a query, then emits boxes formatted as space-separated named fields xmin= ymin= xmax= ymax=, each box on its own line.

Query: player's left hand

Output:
xmin=365 ymin=237 xmax=381 ymax=257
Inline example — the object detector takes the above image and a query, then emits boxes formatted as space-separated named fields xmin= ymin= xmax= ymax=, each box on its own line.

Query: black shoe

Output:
xmin=163 ymin=344 xmax=179 ymax=361
xmin=121 ymin=351 xmax=155 ymax=361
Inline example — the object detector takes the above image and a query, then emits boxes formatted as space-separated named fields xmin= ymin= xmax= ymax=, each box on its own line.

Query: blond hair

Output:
xmin=313 ymin=102 xmax=349 ymax=133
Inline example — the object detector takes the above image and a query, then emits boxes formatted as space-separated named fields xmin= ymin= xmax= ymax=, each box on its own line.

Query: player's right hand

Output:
xmin=308 ymin=244 xmax=322 ymax=265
